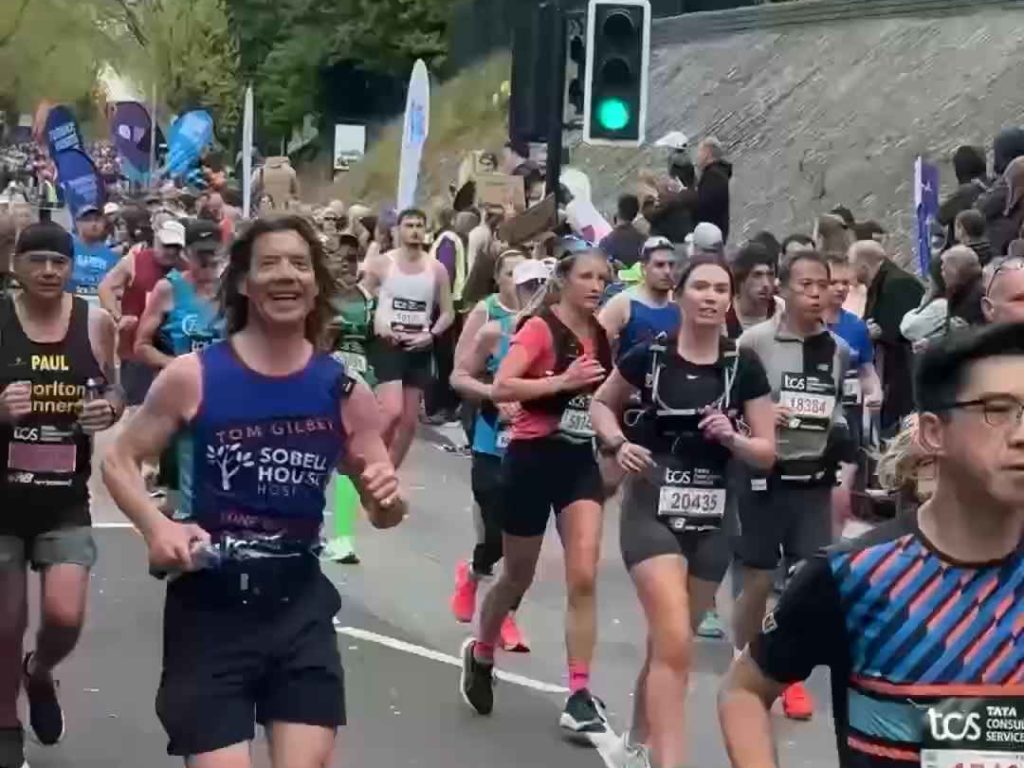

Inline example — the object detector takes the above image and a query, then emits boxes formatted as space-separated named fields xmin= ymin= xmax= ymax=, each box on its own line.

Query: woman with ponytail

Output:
xmin=458 ymin=245 xmax=614 ymax=741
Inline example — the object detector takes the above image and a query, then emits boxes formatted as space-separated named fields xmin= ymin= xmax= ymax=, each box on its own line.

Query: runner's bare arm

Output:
xmin=718 ymin=652 xmax=784 ymax=768
xmin=859 ymin=361 xmax=882 ymax=409
xmin=452 ymin=300 xmax=489 ymax=369
xmin=732 ymin=394 xmax=776 ymax=469
xmin=450 ymin=321 xmax=500 ymax=403
xmin=339 ymin=379 xmax=406 ymax=529
xmin=102 ymin=356 xmax=202 ymax=539
xmin=85 ymin=305 xmax=124 ymax=422
xmin=590 ymin=369 xmax=637 ymax=446
xmin=430 ymin=260 xmax=455 ymax=336
xmin=596 ymin=291 xmax=630 ymax=350
xmin=134 ymin=279 xmax=175 ymax=370
xmin=97 ymin=256 xmax=132 ymax=319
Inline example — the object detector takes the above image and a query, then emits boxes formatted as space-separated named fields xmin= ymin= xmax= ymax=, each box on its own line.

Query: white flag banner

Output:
xmin=242 ymin=84 xmax=254 ymax=218
xmin=396 ymin=60 xmax=430 ymax=210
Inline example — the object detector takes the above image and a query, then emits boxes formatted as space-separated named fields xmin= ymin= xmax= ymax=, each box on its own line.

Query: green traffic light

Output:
xmin=596 ymin=98 xmax=630 ymax=131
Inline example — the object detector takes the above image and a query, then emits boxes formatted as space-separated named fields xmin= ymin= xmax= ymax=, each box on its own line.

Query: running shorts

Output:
xmin=370 ymin=339 xmax=434 ymax=390
xmin=470 ymin=452 xmax=504 ymax=575
xmin=733 ymin=474 xmax=833 ymax=571
xmin=157 ymin=560 xmax=345 ymax=757
xmin=0 ymin=525 xmax=97 ymax=571
xmin=619 ymin=474 xmax=733 ymax=582
xmin=121 ymin=360 xmax=156 ymax=407
xmin=501 ymin=437 xmax=604 ymax=538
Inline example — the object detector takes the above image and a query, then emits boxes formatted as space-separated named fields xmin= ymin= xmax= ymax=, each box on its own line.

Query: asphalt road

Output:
xmin=19 ymin=424 xmax=840 ymax=767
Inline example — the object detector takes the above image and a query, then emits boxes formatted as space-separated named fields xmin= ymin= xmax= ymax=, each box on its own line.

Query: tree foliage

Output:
xmin=0 ymin=0 xmax=119 ymax=115
xmin=226 ymin=0 xmax=450 ymax=145
xmin=120 ymin=0 xmax=242 ymax=139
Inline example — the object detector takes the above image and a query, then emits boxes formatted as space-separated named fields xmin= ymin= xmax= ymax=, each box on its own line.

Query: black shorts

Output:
xmin=157 ymin=561 xmax=345 ymax=757
xmin=121 ymin=360 xmax=156 ymax=407
xmin=370 ymin=339 xmax=434 ymax=390
xmin=619 ymin=475 xmax=732 ymax=582
xmin=501 ymin=437 xmax=604 ymax=538
xmin=733 ymin=474 xmax=833 ymax=571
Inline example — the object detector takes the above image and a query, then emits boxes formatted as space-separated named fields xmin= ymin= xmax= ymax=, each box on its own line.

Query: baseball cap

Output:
xmin=103 ymin=202 xmax=120 ymax=217
xmin=75 ymin=204 xmax=101 ymax=219
xmin=156 ymin=220 xmax=186 ymax=247
xmin=655 ymin=131 xmax=689 ymax=151
xmin=186 ymin=219 xmax=221 ymax=251
xmin=513 ymin=259 xmax=552 ymax=286
xmin=689 ymin=222 xmax=724 ymax=252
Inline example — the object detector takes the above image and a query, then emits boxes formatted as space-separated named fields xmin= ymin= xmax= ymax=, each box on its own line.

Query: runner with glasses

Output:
xmin=590 ymin=254 xmax=775 ymax=768
xmin=459 ymin=246 xmax=613 ymax=740
xmin=981 ymin=255 xmax=1024 ymax=323
xmin=720 ymin=322 xmax=1024 ymax=768
xmin=0 ymin=222 xmax=122 ymax=768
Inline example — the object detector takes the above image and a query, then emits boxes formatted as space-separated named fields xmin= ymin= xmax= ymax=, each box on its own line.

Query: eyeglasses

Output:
xmin=986 ymin=257 xmax=1024 ymax=297
xmin=937 ymin=396 xmax=1024 ymax=429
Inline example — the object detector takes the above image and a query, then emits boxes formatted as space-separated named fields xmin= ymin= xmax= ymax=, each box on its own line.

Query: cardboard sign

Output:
xmin=475 ymin=173 xmax=526 ymax=212
xmin=498 ymin=194 xmax=557 ymax=245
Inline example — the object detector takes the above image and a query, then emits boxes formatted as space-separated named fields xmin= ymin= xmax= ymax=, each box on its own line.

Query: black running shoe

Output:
xmin=0 ymin=726 xmax=26 ymax=768
xmin=459 ymin=638 xmax=494 ymax=715
xmin=559 ymin=689 xmax=610 ymax=737
xmin=23 ymin=653 xmax=64 ymax=746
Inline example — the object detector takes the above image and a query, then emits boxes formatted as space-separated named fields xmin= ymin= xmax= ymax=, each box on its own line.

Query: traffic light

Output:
xmin=509 ymin=2 xmax=562 ymax=143
xmin=583 ymin=0 xmax=651 ymax=147
xmin=564 ymin=11 xmax=586 ymax=126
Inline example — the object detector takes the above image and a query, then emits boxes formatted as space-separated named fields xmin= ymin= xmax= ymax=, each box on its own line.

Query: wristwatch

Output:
xmin=599 ymin=435 xmax=627 ymax=456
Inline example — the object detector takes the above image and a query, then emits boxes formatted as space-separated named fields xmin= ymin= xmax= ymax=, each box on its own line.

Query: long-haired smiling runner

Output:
xmin=102 ymin=214 xmax=407 ymax=768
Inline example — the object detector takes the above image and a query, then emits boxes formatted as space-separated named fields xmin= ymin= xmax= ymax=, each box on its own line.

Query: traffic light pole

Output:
xmin=545 ymin=1 xmax=567 ymax=205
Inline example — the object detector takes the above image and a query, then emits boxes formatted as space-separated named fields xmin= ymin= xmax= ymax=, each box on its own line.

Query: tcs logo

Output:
xmin=926 ymin=708 xmax=982 ymax=742
xmin=664 ymin=469 xmax=692 ymax=485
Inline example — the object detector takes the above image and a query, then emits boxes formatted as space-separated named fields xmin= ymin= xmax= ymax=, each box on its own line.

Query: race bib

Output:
xmin=7 ymin=423 xmax=77 ymax=477
xmin=780 ymin=372 xmax=835 ymax=431
xmin=655 ymin=463 xmax=727 ymax=532
xmin=558 ymin=395 xmax=594 ymax=439
xmin=496 ymin=427 xmax=511 ymax=450
xmin=842 ymin=374 xmax=862 ymax=405
xmin=921 ymin=698 xmax=1024 ymax=768
xmin=333 ymin=350 xmax=368 ymax=374
xmin=390 ymin=297 xmax=429 ymax=333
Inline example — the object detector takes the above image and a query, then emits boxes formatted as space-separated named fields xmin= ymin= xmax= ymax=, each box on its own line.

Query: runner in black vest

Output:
xmin=102 ymin=215 xmax=406 ymax=768
xmin=590 ymin=254 xmax=776 ymax=768
xmin=460 ymin=246 xmax=614 ymax=740
xmin=0 ymin=222 xmax=121 ymax=768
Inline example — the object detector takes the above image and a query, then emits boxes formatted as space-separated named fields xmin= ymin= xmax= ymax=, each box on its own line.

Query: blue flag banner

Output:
xmin=44 ymin=105 xmax=83 ymax=158
xmin=165 ymin=110 xmax=214 ymax=178
xmin=55 ymin=148 xmax=104 ymax=218
xmin=914 ymin=157 xmax=940 ymax=276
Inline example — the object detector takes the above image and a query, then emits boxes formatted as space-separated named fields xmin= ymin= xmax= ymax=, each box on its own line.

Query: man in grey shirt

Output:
xmin=732 ymin=250 xmax=852 ymax=722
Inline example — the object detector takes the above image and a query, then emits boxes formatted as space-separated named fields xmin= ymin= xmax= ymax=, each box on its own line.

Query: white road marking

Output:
xmin=333 ymin=623 xmax=569 ymax=694
xmin=93 ymin=522 xmax=136 ymax=529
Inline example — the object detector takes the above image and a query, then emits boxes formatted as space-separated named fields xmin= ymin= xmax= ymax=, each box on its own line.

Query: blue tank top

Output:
xmin=159 ymin=271 xmax=223 ymax=356
xmin=619 ymin=298 xmax=681 ymax=360
xmin=177 ymin=342 xmax=349 ymax=547
xmin=472 ymin=295 xmax=515 ymax=457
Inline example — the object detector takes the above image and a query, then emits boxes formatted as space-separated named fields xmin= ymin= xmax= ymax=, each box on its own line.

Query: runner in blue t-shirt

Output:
xmin=68 ymin=206 xmax=119 ymax=299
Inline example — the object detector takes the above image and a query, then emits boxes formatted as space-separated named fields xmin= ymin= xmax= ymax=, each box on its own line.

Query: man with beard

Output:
xmin=363 ymin=209 xmax=455 ymax=467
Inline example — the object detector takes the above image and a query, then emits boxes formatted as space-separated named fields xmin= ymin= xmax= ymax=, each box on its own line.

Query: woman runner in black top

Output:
xmin=590 ymin=254 xmax=775 ymax=768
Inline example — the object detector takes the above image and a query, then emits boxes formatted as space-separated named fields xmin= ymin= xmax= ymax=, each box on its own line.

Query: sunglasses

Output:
xmin=987 ymin=257 xmax=1024 ymax=296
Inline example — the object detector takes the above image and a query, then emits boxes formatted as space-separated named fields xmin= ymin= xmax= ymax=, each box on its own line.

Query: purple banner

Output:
xmin=111 ymin=101 xmax=153 ymax=177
